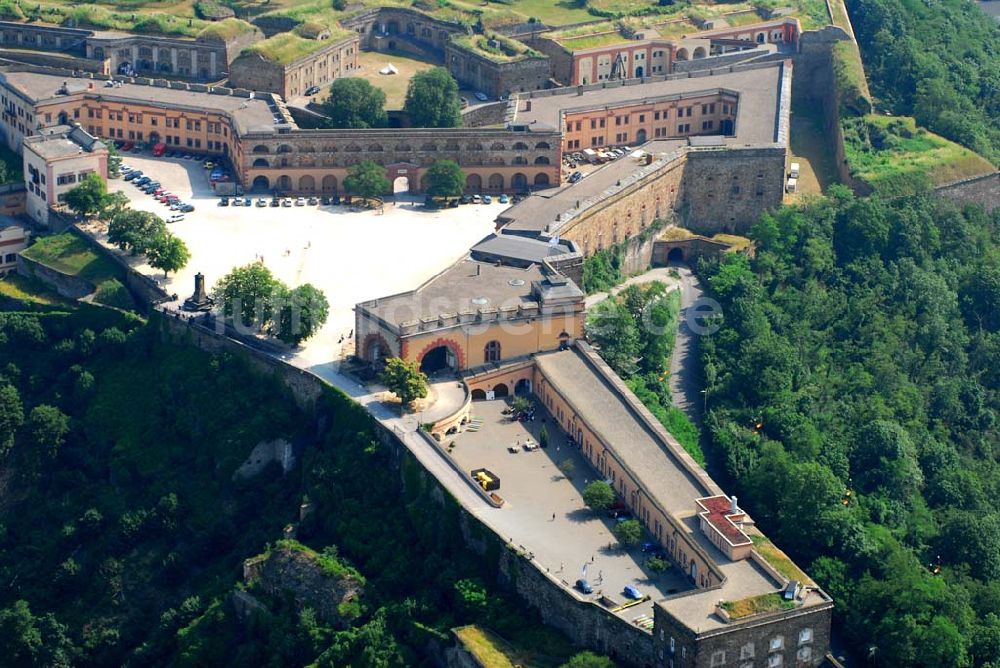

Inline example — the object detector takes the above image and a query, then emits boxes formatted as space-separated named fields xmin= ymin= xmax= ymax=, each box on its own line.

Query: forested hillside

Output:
xmin=847 ymin=0 xmax=1000 ymax=165
xmin=0 ymin=305 xmax=593 ymax=667
xmin=700 ymin=187 xmax=1000 ymax=667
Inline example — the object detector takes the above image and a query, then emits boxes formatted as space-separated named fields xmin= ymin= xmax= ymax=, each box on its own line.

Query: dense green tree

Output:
xmin=107 ymin=209 xmax=167 ymax=255
xmin=380 ymin=357 xmax=428 ymax=408
xmin=145 ymin=233 xmax=190 ymax=278
xmin=343 ymin=160 xmax=390 ymax=201
xmin=275 ymin=283 xmax=330 ymax=346
xmin=936 ymin=511 xmax=1000 ymax=580
xmin=582 ymin=480 xmax=615 ymax=511
xmin=0 ymin=383 xmax=23 ymax=455
xmin=211 ymin=263 xmax=283 ymax=331
xmin=23 ymin=404 xmax=69 ymax=464
xmin=321 ymin=78 xmax=387 ymax=129
xmin=0 ymin=600 xmax=75 ymax=667
xmin=403 ymin=67 xmax=462 ymax=128
xmin=612 ymin=519 xmax=642 ymax=547
xmin=423 ymin=159 xmax=465 ymax=197
xmin=587 ymin=299 xmax=640 ymax=377
xmin=561 ymin=651 xmax=615 ymax=668
xmin=63 ymin=172 xmax=109 ymax=218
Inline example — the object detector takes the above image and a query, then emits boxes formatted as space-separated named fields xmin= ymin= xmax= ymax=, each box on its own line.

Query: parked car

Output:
xmin=482 ymin=194 xmax=492 ymax=204
xmin=179 ymin=203 xmax=195 ymax=213
xmin=270 ymin=197 xmax=280 ymax=207
xmin=243 ymin=197 xmax=252 ymax=207
xmin=575 ymin=579 xmax=593 ymax=595
xmin=232 ymin=197 xmax=243 ymax=206
xmin=204 ymin=161 xmax=215 ymax=170
xmin=305 ymin=85 xmax=320 ymax=96
xmin=124 ymin=171 xmax=141 ymax=181
xmin=321 ymin=196 xmax=331 ymax=205
xmin=623 ymin=585 xmax=643 ymax=600
xmin=135 ymin=176 xmax=151 ymax=186
xmin=282 ymin=197 xmax=293 ymax=207
xmin=256 ymin=198 xmax=267 ymax=207
xmin=498 ymin=193 xmax=509 ymax=204
xmin=218 ymin=197 xmax=229 ymax=207
xmin=569 ymin=171 xmax=583 ymax=184
xmin=474 ymin=91 xmax=489 ymax=102
xmin=295 ymin=196 xmax=305 ymax=206
xmin=332 ymin=194 xmax=341 ymax=205
xmin=472 ymin=194 xmax=482 ymax=204
xmin=167 ymin=214 xmax=185 ymax=223
xmin=307 ymin=196 xmax=318 ymax=205
xmin=460 ymin=194 xmax=472 ymax=204
xmin=121 ymin=141 xmax=134 ymax=151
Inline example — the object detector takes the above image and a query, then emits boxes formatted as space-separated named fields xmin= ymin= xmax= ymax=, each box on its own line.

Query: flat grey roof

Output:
xmin=360 ymin=258 xmax=548 ymax=329
xmin=512 ymin=64 xmax=785 ymax=145
xmin=535 ymin=346 xmax=830 ymax=631
xmin=470 ymin=233 xmax=574 ymax=264
xmin=24 ymin=124 xmax=102 ymax=158
xmin=497 ymin=139 xmax=686 ymax=235
xmin=0 ymin=70 xmax=278 ymax=134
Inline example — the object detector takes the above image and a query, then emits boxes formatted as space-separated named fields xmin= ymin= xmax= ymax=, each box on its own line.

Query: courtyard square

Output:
xmin=95 ymin=154 xmax=505 ymax=367
xmin=448 ymin=397 xmax=691 ymax=623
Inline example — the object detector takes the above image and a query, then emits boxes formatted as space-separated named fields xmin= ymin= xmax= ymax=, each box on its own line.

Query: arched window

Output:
xmin=513 ymin=141 xmax=528 ymax=150
xmin=535 ymin=141 xmax=550 ymax=150
xmin=534 ymin=156 xmax=550 ymax=165
xmin=490 ymin=142 xmax=505 ymax=151
xmin=484 ymin=340 xmax=501 ymax=363
xmin=277 ymin=144 xmax=293 ymax=154
xmin=252 ymin=145 xmax=270 ymax=154
xmin=368 ymin=144 xmax=383 ymax=152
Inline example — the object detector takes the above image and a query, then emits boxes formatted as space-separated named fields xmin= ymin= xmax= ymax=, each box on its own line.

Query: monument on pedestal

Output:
xmin=183 ymin=272 xmax=214 ymax=311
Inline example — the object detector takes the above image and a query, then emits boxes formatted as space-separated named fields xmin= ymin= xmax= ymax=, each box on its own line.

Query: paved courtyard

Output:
xmin=449 ymin=397 xmax=691 ymax=623
xmin=96 ymin=154 xmax=504 ymax=367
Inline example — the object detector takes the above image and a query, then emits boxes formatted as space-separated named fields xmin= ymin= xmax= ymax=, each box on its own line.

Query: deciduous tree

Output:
xmin=423 ymin=159 xmax=465 ymax=198
xmin=275 ymin=283 xmax=330 ymax=346
xmin=321 ymin=78 xmax=387 ymax=129
xmin=380 ymin=357 xmax=428 ymax=408
xmin=343 ymin=160 xmax=390 ymax=201
xmin=404 ymin=67 xmax=462 ymax=128
xmin=146 ymin=233 xmax=190 ymax=278
xmin=582 ymin=480 xmax=615 ymax=511
xmin=63 ymin=172 xmax=109 ymax=218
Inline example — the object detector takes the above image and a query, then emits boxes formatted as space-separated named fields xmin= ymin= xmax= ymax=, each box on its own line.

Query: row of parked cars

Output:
xmin=121 ymin=165 xmax=195 ymax=218
xmin=218 ymin=194 xmax=351 ymax=208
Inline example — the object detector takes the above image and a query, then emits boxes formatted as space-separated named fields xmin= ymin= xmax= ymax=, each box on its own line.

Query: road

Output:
xmin=668 ymin=264 xmax=705 ymax=426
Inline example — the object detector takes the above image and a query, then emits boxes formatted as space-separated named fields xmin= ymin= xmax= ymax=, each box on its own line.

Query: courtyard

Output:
xmin=90 ymin=154 xmax=505 ymax=368
xmin=448 ymin=397 xmax=691 ymax=624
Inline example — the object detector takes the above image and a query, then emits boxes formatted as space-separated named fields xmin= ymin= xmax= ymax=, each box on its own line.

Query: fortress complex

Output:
xmin=0 ymin=56 xmax=789 ymax=223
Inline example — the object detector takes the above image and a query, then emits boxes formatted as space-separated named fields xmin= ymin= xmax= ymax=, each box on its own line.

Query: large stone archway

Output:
xmin=417 ymin=338 xmax=465 ymax=373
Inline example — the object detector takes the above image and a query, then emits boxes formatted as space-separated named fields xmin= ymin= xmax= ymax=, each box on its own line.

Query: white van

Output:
xmin=785 ymin=177 xmax=798 ymax=193
xmin=789 ymin=162 xmax=801 ymax=179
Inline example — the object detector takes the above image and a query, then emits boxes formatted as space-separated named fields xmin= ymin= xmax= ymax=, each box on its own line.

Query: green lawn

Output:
xmin=721 ymin=592 xmax=796 ymax=620
xmin=21 ymin=233 xmax=120 ymax=283
xmin=0 ymin=273 xmax=72 ymax=306
xmin=843 ymin=115 xmax=996 ymax=196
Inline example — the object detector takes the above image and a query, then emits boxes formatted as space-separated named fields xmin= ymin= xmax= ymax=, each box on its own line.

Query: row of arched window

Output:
xmin=251 ymin=141 xmax=552 ymax=154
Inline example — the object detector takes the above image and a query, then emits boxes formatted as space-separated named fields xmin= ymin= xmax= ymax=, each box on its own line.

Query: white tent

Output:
xmin=379 ymin=63 xmax=399 ymax=75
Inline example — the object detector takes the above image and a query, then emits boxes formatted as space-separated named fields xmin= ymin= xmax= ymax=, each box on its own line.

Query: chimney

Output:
xmin=476 ymin=264 xmax=481 ymax=276
xmin=525 ymin=100 xmax=532 ymax=112
xmin=730 ymin=495 xmax=738 ymax=513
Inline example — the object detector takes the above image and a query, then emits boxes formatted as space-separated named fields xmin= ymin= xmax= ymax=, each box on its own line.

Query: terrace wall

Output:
xmin=445 ymin=41 xmax=550 ymax=98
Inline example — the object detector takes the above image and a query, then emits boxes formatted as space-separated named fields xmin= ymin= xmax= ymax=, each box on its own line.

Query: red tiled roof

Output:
xmin=697 ymin=495 xmax=752 ymax=546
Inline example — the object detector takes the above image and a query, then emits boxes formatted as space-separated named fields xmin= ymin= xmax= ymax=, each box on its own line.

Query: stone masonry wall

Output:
xmin=682 ymin=147 xmax=785 ymax=235
xmin=559 ymin=155 xmax=686 ymax=255
xmin=935 ymin=172 xmax=1000 ymax=214
xmin=445 ymin=41 xmax=550 ymax=98
xmin=654 ymin=599 xmax=833 ymax=668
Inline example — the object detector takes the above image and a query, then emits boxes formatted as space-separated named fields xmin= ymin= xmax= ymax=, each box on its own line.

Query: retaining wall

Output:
xmin=935 ymin=172 xmax=1000 ymax=213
